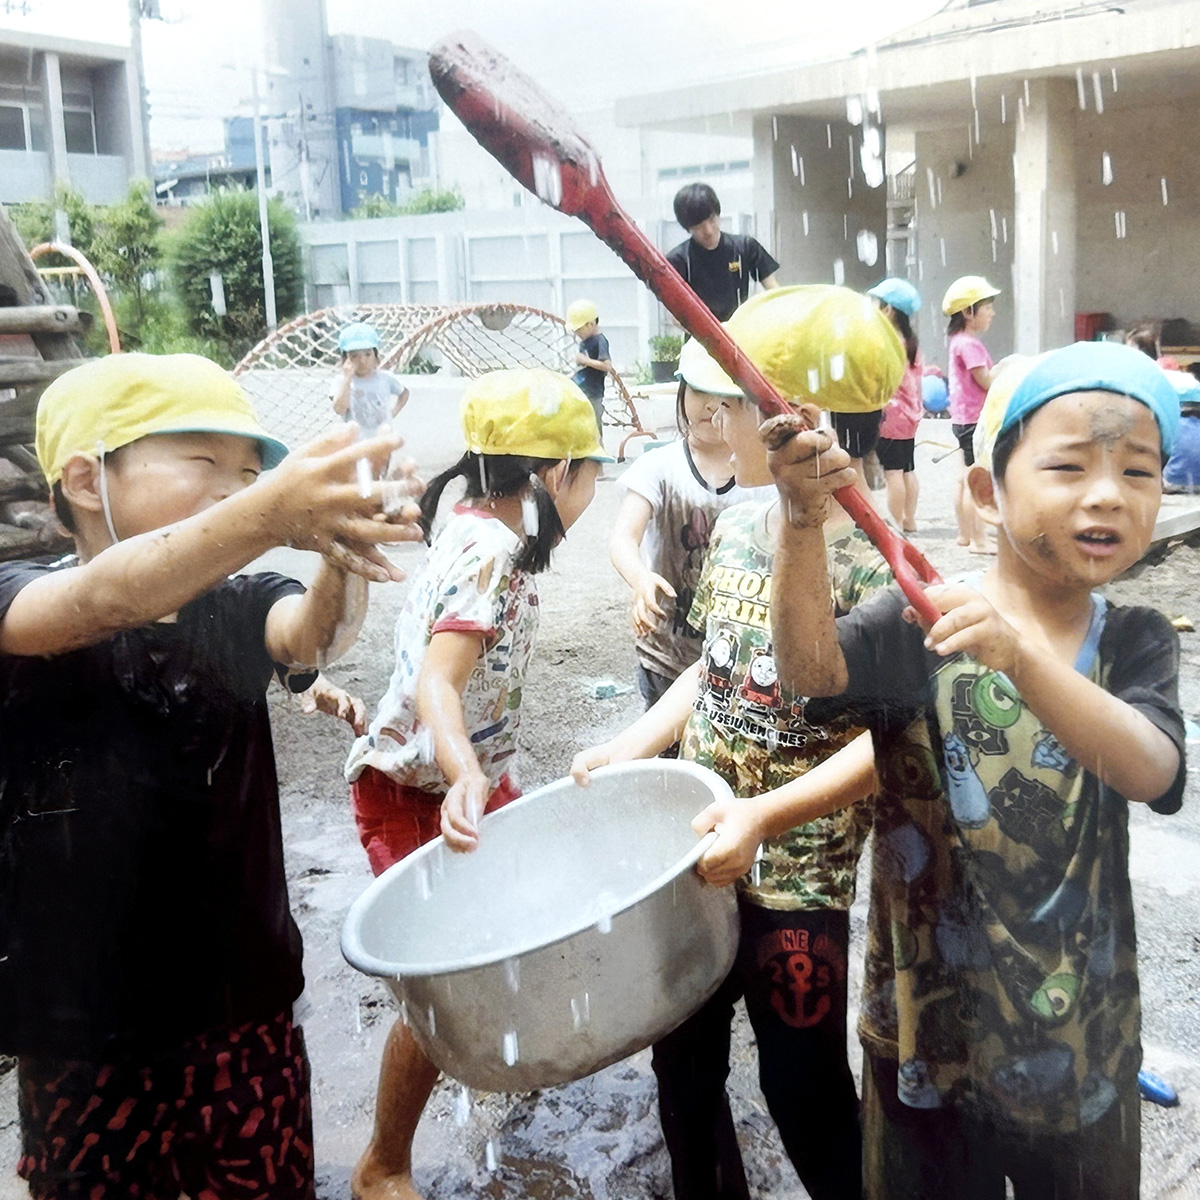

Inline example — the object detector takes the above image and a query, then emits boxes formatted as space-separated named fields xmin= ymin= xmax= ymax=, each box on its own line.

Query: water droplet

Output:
xmin=354 ymin=1001 xmax=362 ymax=1034
xmin=772 ymin=115 xmax=778 ymax=140
xmin=826 ymin=123 xmax=832 ymax=149
xmin=802 ymin=211 xmax=810 ymax=236
xmin=1001 ymin=216 xmax=1008 ymax=244
xmin=398 ymin=1000 xmax=408 ymax=1026
xmin=808 ymin=366 xmax=821 ymax=393
xmin=847 ymin=177 xmax=854 ymax=200
xmin=416 ymin=859 xmax=432 ymax=901
xmin=531 ymin=154 xmax=563 ymax=207
xmin=1076 ymin=67 xmax=1088 ymax=110
xmin=790 ymin=145 xmax=801 ymax=180
xmin=846 ymin=95 xmax=864 ymax=126
xmin=1092 ymin=71 xmax=1104 ymax=115
xmin=1000 ymin=94 xmax=1007 ymax=124
xmin=355 ymin=456 xmax=373 ymax=499
xmin=855 ymin=229 xmax=879 ymax=266
xmin=1111 ymin=67 xmax=1119 ymax=92
xmin=830 ymin=353 xmax=845 ymax=382
xmin=485 ymin=1139 xmax=498 ymax=1171
xmin=1024 ymin=78 xmax=1031 ymax=107
xmin=1114 ymin=210 xmax=1127 ymax=239
xmin=1051 ymin=230 xmax=1059 ymax=256
xmin=926 ymin=167 xmax=937 ymax=207
xmin=504 ymin=957 xmax=520 ymax=993
xmin=477 ymin=455 xmax=488 ymax=494
xmin=427 ymin=1005 xmax=437 ymax=1037
xmin=969 ymin=66 xmax=977 ymax=110
xmin=502 ymin=1030 xmax=519 ymax=1065
xmin=521 ymin=489 xmax=539 ymax=538
xmin=1161 ymin=177 xmax=1169 ymax=206
xmin=936 ymin=176 xmax=944 ymax=205
xmin=973 ymin=108 xmax=981 ymax=145
xmin=1017 ymin=96 xmax=1026 ymax=132
xmin=455 ymin=1085 xmax=471 ymax=1126
xmin=939 ymin=237 xmax=947 ymax=267
xmin=1101 ymin=152 xmax=1113 ymax=186
xmin=866 ymin=85 xmax=881 ymax=116
xmin=1059 ymin=288 xmax=1066 ymax=318
xmin=989 ymin=209 xmax=998 ymax=240
xmin=570 ymin=992 xmax=591 ymax=1031
xmin=832 ymin=258 xmax=845 ymax=286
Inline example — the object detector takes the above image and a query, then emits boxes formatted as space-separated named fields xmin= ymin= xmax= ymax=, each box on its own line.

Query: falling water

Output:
xmin=356 ymin=457 xmax=373 ymax=499
xmin=832 ymin=259 xmax=845 ymax=286
xmin=485 ymin=1139 xmax=499 ymax=1171
xmin=504 ymin=957 xmax=520 ymax=994
xmin=1075 ymin=68 xmax=1087 ymax=109
xmin=1101 ymin=152 xmax=1113 ymax=186
xmin=1092 ymin=71 xmax=1104 ymax=114
xmin=502 ymin=1030 xmax=519 ymax=1065
xmin=455 ymin=1085 xmax=471 ymax=1127
xmin=1161 ymin=178 xmax=1169 ymax=205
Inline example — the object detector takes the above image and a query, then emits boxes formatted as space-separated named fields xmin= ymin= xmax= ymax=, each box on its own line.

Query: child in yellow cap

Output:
xmin=764 ymin=339 xmax=1185 ymax=1199
xmin=572 ymin=286 xmax=904 ymax=1200
xmin=0 ymin=352 xmax=421 ymax=1200
xmin=343 ymin=367 xmax=609 ymax=1200
xmin=565 ymin=298 xmax=613 ymax=433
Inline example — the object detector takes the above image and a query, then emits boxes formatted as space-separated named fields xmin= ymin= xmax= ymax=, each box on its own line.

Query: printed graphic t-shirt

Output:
xmin=619 ymin=440 xmax=769 ymax=680
xmin=666 ymin=233 xmax=780 ymax=321
xmin=681 ymin=500 xmax=892 ymax=911
xmin=948 ymin=332 xmax=992 ymax=425
xmin=346 ymin=369 xmax=406 ymax=434
xmin=345 ymin=508 xmax=538 ymax=794
xmin=804 ymin=588 xmax=1186 ymax=1133
xmin=573 ymin=332 xmax=611 ymax=401
xmin=0 ymin=563 xmax=310 ymax=1058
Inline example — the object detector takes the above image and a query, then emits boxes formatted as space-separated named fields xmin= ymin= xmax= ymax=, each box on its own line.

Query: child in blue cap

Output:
xmin=333 ymin=321 xmax=409 ymax=437
xmin=741 ymin=339 xmax=1185 ymax=1199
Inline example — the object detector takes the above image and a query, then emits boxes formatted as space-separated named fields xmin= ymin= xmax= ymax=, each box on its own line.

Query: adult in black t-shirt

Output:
xmin=666 ymin=182 xmax=780 ymax=321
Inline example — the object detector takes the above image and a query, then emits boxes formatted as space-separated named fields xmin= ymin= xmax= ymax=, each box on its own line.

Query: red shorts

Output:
xmin=17 ymin=1011 xmax=313 ymax=1200
xmin=350 ymin=766 xmax=519 ymax=876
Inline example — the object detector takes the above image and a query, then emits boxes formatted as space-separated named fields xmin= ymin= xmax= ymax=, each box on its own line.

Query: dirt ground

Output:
xmin=2 ymin=419 xmax=1200 ymax=1198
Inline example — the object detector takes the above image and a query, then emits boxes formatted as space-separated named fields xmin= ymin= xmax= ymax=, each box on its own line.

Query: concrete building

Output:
xmin=154 ymin=117 xmax=265 ymax=205
xmin=616 ymin=0 xmax=1200 ymax=361
xmin=0 ymin=28 xmax=148 ymax=207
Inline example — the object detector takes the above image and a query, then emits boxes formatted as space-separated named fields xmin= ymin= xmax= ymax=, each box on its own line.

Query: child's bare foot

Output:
xmin=956 ymin=535 xmax=971 ymax=547
xmin=968 ymin=541 xmax=997 ymax=555
xmin=352 ymin=1149 xmax=426 ymax=1200
xmin=904 ymin=524 xmax=919 ymax=534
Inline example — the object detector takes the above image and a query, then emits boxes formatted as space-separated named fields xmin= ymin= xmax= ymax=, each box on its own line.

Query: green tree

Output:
xmin=349 ymin=186 xmax=466 ymax=220
xmin=169 ymin=189 xmax=304 ymax=363
xmin=8 ymin=184 xmax=98 ymax=263
xmin=92 ymin=180 xmax=163 ymax=326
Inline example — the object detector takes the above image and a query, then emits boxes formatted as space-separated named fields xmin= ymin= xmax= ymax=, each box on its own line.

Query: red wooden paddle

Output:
xmin=429 ymin=31 xmax=943 ymax=625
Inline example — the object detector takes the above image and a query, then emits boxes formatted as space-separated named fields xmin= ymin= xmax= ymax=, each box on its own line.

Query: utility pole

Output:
xmin=127 ymin=0 xmax=157 ymax=178
xmin=251 ymin=68 xmax=278 ymax=332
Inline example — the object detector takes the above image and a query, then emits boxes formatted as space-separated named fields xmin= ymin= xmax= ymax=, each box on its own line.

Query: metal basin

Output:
xmin=341 ymin=760 xmax=739 ymax=1092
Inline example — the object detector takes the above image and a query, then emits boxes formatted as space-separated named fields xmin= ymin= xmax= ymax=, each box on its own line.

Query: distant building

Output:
xmin=154 ymin=118 xmax=265 ymax=205
xmin=0 ymin=28 xmax=148 ymax=207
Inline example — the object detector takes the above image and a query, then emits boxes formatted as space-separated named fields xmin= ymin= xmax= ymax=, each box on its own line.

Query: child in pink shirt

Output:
xmin=943 ymin=276 xmax=1000 ymax=551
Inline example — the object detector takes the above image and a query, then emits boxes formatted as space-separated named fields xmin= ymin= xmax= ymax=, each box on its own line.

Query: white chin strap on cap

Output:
xmin=96 ymin=441 xmax=120 ymax=545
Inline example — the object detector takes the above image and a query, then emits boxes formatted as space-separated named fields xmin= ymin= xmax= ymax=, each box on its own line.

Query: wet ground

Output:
xmin=2 ymin=416 xmax=1199 ymax=1198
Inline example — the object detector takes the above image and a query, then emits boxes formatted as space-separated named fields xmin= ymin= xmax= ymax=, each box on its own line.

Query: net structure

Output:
xmin=232 ymin=302 xmax=650 ymax=455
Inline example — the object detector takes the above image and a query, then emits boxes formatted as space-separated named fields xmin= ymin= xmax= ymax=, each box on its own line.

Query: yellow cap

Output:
xmin=676 ymin=336 xmax=743 ymax=397
xmin=972 ymin=354 xmax=1039 ymax=470
xmin=942 ymin=275 xmax=1001 ymax=317
xmin=36 ymin=353 xmax=289 ymax=486
xmin=725 ymin=285 xmax=906 ymax=413
xmin=565 ymin=299 xmax=598 ymax=331
xmin=460 ymin=369 xmax=614 ymax=462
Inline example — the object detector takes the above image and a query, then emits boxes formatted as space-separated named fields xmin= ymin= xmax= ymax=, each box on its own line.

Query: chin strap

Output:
xmin=96 ymin=442 xmax=120 ymax=545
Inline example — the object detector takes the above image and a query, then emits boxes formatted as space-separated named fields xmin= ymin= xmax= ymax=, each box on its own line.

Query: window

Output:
xmin=64 ymin=108 xmax=96 ymax=154
xmin=0 ymin=105 xmax=26 ymax=151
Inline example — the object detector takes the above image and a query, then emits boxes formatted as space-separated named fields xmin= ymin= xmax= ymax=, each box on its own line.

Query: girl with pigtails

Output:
xmin=343 ymin=368 xmax=608 ymax=1200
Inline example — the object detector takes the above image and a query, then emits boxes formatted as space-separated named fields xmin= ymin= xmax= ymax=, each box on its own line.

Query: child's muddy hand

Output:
xmin=632 ymin=574 xmax=676 ymax=638
xmin=764 ymin=425 xmax=854 ymax=526
xmin=692 ymin=799 xmax=762 ymax=888
xmin=323 ymin=539 xmax=406 ymax=584
xmin=441 ymin=773 xmax=489 ymax=853
xmin=299 ymin=675 xmax=368 ymax=735
xmin=570 ymin=745 xmax=611 ymax=787
xmin=922 ymin=583 xmax=1019 ymax=672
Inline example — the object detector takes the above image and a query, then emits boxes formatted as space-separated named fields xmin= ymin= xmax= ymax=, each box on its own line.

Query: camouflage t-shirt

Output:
xmin=681 ymin=500 xmax=892 ymax=911
xmin=808 ymin=588 xmax=1186 ymax=1133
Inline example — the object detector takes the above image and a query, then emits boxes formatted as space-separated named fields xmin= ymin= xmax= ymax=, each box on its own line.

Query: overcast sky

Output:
xmin=1 ymin=0 xmax=946 ymax=151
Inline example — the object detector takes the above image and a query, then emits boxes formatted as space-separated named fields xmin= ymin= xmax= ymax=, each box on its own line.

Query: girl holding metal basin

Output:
xmin=343 ymin=368 xmax=609 ymax=1200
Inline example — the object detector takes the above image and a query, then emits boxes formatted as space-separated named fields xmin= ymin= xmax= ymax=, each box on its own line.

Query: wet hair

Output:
xmin=418 ymin=452 xmax=585 ymax=574
xmin=675 ymin=379 xmax=690 ymax=436
xmin=1125 ymin=324 xmax=1160 ymax=360
xmin=674 ymin=183 xmax=720 ymax=231
xmin=889 ymin=308 xmax=919 ymax=367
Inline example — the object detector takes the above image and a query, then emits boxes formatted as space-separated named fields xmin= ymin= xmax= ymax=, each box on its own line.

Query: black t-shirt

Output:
xmin=573 ymin=331 xmax=610 ymax=401
xmin=666 ymin=233 xmax=781 ymax=321
xmin=0 ymin=561 xmax=314 ymax=1059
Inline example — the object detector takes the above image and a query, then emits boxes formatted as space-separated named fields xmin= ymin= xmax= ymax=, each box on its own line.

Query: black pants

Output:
xmin=862 ymin=1053 xmax=1140 ymax=1200
xmin=652 ymin=900 xmax=861 ymax=1200
xmin=637 ymin=663 xmax=680 ymax=758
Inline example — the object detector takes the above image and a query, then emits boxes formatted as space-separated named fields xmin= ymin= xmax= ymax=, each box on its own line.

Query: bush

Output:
xmin=349 ymin=186 xmax=465 ymax=220
xmin=169 ymin=189 xmax=304 ymax=363
xmin=91 ymin=180 xmax=162 ymax=327
xmin=649 ymin=333 xmax=683 ymax=362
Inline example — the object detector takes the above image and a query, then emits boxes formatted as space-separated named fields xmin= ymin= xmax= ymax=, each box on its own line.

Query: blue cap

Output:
xmin=337 ymin=321 xmax=382 ymax=353
xmin=1000 ymin=341 xmax=1179 ymax=456
xmin=867 ymin=278 xmax=922 ymax=317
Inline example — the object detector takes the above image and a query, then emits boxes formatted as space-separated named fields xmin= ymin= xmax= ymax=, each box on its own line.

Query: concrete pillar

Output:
xmin=1012 ymin=79 xmax=1077 ymax=354
xmin=752 ymin=113 xmax=887 ymax=292
xmin=122 ymin=56 xmax=148 ymax=178
xmin=41 ymin=51 xmax=70 ymax=188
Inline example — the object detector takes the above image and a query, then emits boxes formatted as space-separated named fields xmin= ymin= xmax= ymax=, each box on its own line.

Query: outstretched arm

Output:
xmin=609 ymin=491 xmax=677 ymax=639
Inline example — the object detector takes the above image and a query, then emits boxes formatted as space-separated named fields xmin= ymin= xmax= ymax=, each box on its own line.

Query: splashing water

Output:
xmin=502 ymin=1030 xmax=519 ymax=1065
xmin=455 ymin=1085 xmax=471 ymax=1127
xmin=1161 ymin=178 xmax=1169 ymax=205
xmin=531 ymin=154 xmax=563 ymax=207
xmin=846 ymin=95 xmax=864 ymax=126
xmin=1101 ymin=153 xmax=1113 ymax=186
xmin=1075 ymin=68 xmax=1087 ymax=109
xmin=832 ymin=259 xmax=845 ymax=286
xmin=571 ymin=992 xmax=591 ymax=1031
xmin=485 ymin=1139 xmax=499 ymax=1171
xmin=856 ymin=230 xmax=879 ymax=267
xmin=830 ymin=353 xmax=845 ymax=382
xmin=802 ymin=211 xmax=810 ymax=236
xmin=356 ymin=457 xmax=373 ymax=500
xmin=1092 ymin=71 xmax=1104 ymax=114
xmin=504 ymin=957 xmax=520 ymax=994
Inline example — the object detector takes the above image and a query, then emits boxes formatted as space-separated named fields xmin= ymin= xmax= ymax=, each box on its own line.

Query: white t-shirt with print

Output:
xmin=619 ymin=438 xmax=770 ymax=680
xmin=345 ymin=369 xmax=405 ymax=435
xmin=344 ymin=507 xmax=538 ymax=793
